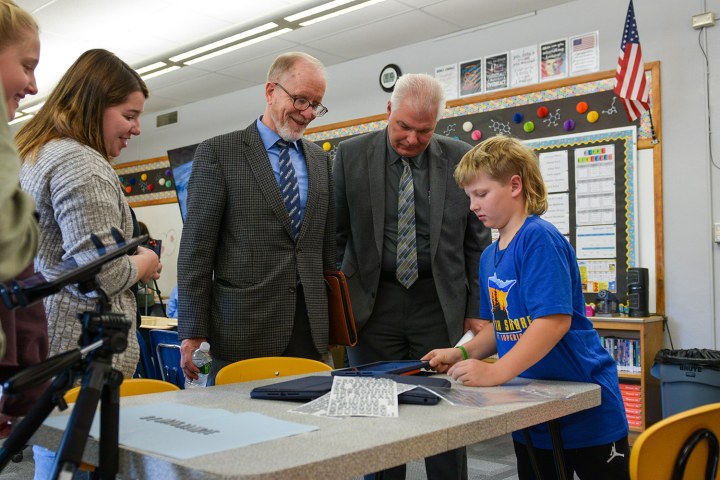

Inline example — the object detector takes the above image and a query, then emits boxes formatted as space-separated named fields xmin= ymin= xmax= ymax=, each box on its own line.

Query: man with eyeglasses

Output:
xmin=178 ymin=52 xmax=335 ymax=385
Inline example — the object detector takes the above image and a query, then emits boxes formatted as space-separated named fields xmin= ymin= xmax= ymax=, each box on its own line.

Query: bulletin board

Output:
xmin=114 ymin=156 xmax=176 ymax=208
xmin=305 ymin=62 xmax=664 ymax=313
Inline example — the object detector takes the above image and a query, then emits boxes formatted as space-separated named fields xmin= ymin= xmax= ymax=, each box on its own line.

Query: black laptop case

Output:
xmin=250 ymin=374 xmax=450 ymax=405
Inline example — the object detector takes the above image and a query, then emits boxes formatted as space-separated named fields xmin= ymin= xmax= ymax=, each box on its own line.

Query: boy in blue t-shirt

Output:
xmin=423 ymin=135 xmax=629 ymax=479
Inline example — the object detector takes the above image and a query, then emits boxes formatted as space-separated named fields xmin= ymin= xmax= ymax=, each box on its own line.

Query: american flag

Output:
xmin=573 ymin=35 xmax=595 ymax=52
xmin=614 ymin=0 xmax=649 ymax=121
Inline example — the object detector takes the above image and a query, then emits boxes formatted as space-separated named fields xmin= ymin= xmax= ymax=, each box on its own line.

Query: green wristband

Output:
xmin=456 ymin=345 xmax=468 ymax=360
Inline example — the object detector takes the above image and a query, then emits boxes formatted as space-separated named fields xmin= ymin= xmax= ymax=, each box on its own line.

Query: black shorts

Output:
xmin=513 ymin=436 xmax=629 ymax=480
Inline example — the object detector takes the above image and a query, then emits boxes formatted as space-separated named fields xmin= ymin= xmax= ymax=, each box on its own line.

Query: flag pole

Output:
xmin=646 ymin=107 xmax=659 ymax=144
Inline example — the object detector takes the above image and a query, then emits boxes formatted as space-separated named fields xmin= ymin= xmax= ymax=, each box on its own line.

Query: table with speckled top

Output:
xmin=29 ymin=373 xmax=600 ymax=480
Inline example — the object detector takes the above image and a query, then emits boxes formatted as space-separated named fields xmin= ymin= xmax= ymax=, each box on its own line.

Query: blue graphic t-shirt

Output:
xmin=479 ymin=215 xmax=628 ymax=449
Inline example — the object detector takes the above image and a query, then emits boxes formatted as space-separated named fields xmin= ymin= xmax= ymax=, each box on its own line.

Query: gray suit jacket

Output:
xmin=178 ymin=121 xmax=336 ymax=362
xmin=334 ymin=130 xmax=490 ymax=345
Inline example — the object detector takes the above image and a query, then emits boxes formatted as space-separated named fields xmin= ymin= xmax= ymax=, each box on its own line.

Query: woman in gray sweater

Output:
xmin=17 ymin=48 xmax=161 ymax=479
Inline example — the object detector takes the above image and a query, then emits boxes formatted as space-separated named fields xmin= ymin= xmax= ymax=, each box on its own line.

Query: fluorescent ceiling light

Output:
xmin=141 ymin=66 xmax=181 ymax=80
xmin=285 ymin=0 xmax=355 ymax=22
xmin=170 ymin=23 xmax=278 ymax=62
xmin=9 ymin=114 xmax=33 ymax=126
xmin=136 ymin=62 xmax=167 ymax=75
xmin=300 ymin=0 xmax=386 ymax=26
xmin=23 ymin=102 xmax=45 ymax=114
xmin=184 ymin=28 xmax=292 ymax=65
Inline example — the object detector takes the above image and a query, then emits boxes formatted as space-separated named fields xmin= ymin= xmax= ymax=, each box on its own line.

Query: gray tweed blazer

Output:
xmin=19 ymin=139 xmax=140 ymax=379
xmin=177 ymin=121 xmax=336 ymax=362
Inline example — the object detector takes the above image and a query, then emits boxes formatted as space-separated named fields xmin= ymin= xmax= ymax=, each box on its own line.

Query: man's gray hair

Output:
xmin=267 ymin=52 xmax=327 ymax=83
xmin=389 ymin=73 xmax=447 ymax=121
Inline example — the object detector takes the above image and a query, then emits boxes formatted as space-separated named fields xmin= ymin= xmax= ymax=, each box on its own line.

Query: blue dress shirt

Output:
xmin=256 ymin=117 xmax=308 ymax=222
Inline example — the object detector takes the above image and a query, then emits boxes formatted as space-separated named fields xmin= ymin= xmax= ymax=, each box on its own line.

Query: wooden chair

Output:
xmin=214 ymin=356 xmax=332 ymax=385
xmin=630 ymin=402 xmax=720 ymax=480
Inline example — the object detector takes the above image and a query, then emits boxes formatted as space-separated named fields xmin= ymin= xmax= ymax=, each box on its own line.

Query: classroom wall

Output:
xmin=119 ymin=0 xmax=720 ymax=350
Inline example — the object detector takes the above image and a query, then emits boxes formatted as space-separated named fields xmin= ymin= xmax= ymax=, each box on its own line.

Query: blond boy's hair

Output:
xmin=454 ymin=135 xmax=548 ymax=216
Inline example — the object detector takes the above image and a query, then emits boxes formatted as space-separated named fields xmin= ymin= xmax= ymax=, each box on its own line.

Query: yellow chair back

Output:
xmin=214 ymin=356 xmax=332 ymax=385
xmin=64 ymin=378 xmax=180 ymax=404
xmin=630 ymin=402 xmax=720 ymax=480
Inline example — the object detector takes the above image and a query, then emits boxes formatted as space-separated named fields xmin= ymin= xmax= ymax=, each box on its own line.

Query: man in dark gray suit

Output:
xmin=334 ymin=73 xmax=491 ymax=480
xmin=178 ymin=52 xmax=335 ymax=385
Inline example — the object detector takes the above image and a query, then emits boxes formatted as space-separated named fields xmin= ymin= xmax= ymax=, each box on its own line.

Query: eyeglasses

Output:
xmin=274 ymin=83 xmax=328 ymax=117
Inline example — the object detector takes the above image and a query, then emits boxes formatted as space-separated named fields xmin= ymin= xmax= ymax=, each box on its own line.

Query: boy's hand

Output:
xmin=421 ymin=347 xmax=464 ymax=373
xmin=448 ymin=359 xmax=496 ymax=386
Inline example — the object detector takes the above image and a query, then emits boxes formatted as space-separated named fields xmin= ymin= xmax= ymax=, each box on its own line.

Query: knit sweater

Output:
xmin=20 ymin=138 xmax=139 ymax=378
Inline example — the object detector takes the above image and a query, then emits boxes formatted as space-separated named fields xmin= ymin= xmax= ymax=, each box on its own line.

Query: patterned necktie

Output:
xmin=276 ymin=139 xmax=302 ymax=241
xmin=397 ymin=157 xmax=418 ymax=288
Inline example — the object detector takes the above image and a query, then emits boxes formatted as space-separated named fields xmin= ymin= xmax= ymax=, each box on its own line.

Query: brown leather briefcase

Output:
xmin=324 ymin=271 xmax=357 ymax=346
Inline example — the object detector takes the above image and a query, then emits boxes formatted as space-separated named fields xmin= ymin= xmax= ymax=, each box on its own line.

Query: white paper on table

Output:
xmin=326 ymin=377 xmax=398 ymax=418
xmin=454 ymin=329 xmax=475 ymax=347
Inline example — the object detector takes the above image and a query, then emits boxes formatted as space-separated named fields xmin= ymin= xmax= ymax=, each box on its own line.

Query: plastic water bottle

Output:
xmin=185 ymin=342 xmax=212 ymax=389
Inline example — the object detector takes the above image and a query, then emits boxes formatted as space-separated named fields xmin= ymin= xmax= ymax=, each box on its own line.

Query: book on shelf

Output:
xmin=600 ymin=336 xmax=641 ymax=373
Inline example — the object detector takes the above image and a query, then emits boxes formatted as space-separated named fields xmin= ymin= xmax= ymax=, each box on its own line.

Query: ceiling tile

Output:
xmin=142 ymin=66 xmax=210 ymax=91
xmin=143 ymin=95 xmax=188 ymax=115
xmin=421 ymin=0 xmax=574 ymax=29
xmin=151 ymin=73 xmax=255 ymax=103
xmin=394 ymin=0 xmax=446 ymax=7
xmin=180 ymin=37 xmax=299 ymax=73
xmin=132 ymin=6 xmax=234 ymax=44
xmin=30 ymin=0 xmax=169 ymax=41
xmin=281 ymin=0 xmax=413 ymax=44
xmin=305 ymin=9 xmax=459 ymax=60
xmin=170 ymin=0 xmax=309 ymax=25
xmin=216 ymin=45 xmax=348 ymax=84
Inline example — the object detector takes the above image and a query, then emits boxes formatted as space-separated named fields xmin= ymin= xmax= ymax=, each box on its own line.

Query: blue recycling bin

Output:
xmin=651 ymin=348 xmax=720 ymax=418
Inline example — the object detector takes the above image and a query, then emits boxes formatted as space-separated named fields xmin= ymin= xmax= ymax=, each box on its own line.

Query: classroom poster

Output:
xmin=540 ymin=39 xmax=568 ymax=82
xmin=435 ymin=64 xmax=459 ymax=100
xmin=484 ymin=53 xmax=509 ymax=92
xmin=458 ymin=59 xmax=482 ymax=97
xmin=574 ymin=144 xmax=616 ymax=226
xmin=542 ymin=193 xmax=570 ymax=235
xmin=538 ymin=150 xmax=569 ymax=192
xmin=576 ymin=225 xmax=616 ymax=259
xmin=570 ymin=31 xmax=599 ymax=75
xmin=578 ymin=260 xmax=617 ymax=293
xmin=510 ymin=45 xmax=538 ymax=87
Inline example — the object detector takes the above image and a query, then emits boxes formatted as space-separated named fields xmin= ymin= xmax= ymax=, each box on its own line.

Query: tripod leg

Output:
xmin=51 ymin=360 xmax=110 ymax=480
xmin=0 ymin=370 xmax=75 ymax=473
xmin=152 ymin=279 xmax=166 ymax=317
xmin=93 ymin=369 xmax=123 ymax=480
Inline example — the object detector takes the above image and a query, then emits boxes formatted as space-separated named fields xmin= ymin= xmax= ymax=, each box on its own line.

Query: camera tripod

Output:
xmin=0 ymin=231 xmax=142 ymax=480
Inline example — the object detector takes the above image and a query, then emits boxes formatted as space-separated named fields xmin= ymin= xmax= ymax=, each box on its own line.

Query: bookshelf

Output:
xmin=590 ymin=315 xmax=664 ymax=445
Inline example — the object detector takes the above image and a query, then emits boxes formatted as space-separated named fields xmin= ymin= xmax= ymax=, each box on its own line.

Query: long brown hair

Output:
xmin=16 ymin=49 xmax=148 ymax=162
xmin=0 ymin=0 xmax=38 ymax=52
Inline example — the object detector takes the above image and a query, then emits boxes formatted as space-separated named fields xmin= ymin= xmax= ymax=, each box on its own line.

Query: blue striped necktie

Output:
xmin=397 ymin=157 xmax=418 ymax=288
xmin=276 ymin=139 xmax=301 ymax=241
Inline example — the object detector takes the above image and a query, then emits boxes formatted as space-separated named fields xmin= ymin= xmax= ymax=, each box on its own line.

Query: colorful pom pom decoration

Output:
xmin=587 ymin=111 xmax=599 ymax=123
xmin=323 ymin=142 xmax=331 ymax=151
xmin=471 ymin=130 xmax=482 ymax=141
xmin=141 ymin=173 xmax=147 ymax=181
xmin=125 ymin=186 xmax=132 ymax=193
xmin=524 ymin=121 xmax=535 ymax=133
xmin=463 ymin=121 xmax=473 ymax=132
xmin=513 ymin=113 xmax=524 ymax=123
xmin=576 ymin=102 xmax=588 ymax=114
xmin=537 ymin=106 xmax=549 ymax=118
xmin=563 ymin=120 xmax=575 ymax=131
